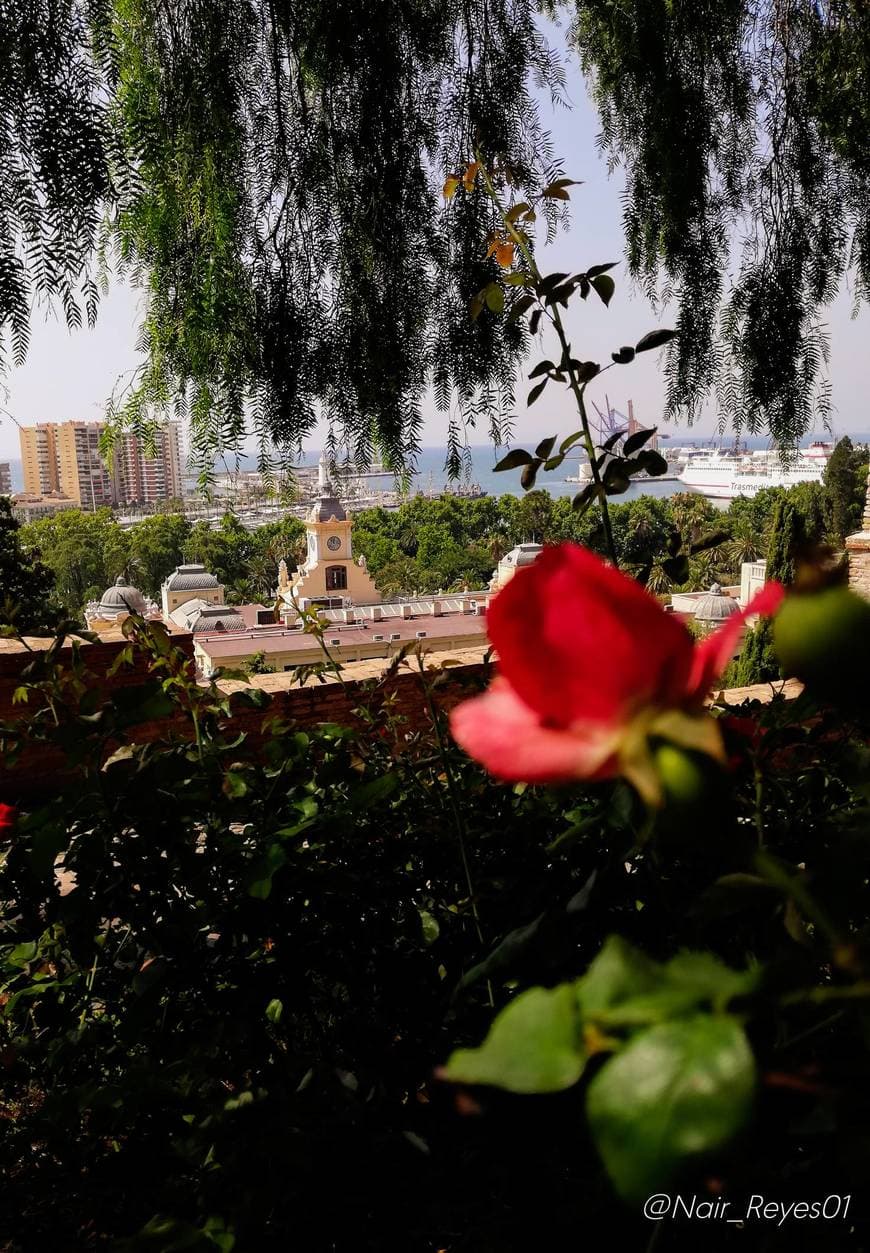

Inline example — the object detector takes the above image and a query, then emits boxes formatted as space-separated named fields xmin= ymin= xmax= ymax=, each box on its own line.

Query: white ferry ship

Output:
xmin=677 ymin=442 xmax=832 ymax=500
xmin=565 ymin=453 xmax=684 ymax=484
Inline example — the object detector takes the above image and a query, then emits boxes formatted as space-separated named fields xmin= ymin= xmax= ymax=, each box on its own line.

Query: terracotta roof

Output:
xmin=236 ymin=603 xmax=270 ymax=627
xmin=196 ymin=611 xmax=489 ymax=658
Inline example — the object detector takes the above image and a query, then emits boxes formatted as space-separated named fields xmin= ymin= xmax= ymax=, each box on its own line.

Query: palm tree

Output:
xmin=671 ymin=492 xmax=716 ymax=546
xmin=727 ymin=517 xmax=763 ymax=572
xmin=644 ymin=561 xmax=675 ymax=596
xmin=486 ymin=532 xmax=511 ymax=564
xmin=247 ymin=555 xmax=277 ymax=602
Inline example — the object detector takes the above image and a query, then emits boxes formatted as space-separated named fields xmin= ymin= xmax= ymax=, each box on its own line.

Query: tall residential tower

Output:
xmin=18 ymin=420 xmax=184 ymax=509
xmin=20 ymin=421 xmax=113 ymax=507
xmin=112 ymin=423 xmax=183 ymax=506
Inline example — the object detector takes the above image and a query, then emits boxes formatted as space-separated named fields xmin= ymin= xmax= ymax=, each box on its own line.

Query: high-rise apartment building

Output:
xmin=0 ymin=462 xmax=11 ymax=495
xmin=20 ymin=421 xmax=113 ymax=508
xmin=20 ymin=424 xmax=61 ymax=495
xmin=18 ymin=420 xmax=185 ymax=510
xmin=58 ymin=422 xmax=115 ymax=508
xmin=112 ymin=422 xmax=184 ymax=505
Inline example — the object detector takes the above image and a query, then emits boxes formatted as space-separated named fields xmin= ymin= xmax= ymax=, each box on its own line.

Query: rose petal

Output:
xmin=487 ymin=544 xmax=695 ymax=728
xmin=687 ymin=581 xmax=785 ymax=701
xmin=449 ymin=679 xmax=620 ymax=784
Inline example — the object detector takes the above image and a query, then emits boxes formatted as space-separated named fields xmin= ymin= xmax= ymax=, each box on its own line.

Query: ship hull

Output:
xmin=677 ymin=467 xmax=825 ymax=500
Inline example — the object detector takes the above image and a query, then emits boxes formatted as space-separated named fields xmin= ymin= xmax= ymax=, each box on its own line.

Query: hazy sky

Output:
xmin=1 ymin=46 xmax=867 ymax=463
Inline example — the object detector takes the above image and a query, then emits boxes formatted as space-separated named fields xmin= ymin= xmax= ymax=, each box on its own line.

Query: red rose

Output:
xmin=0 ymin=804 xmax=17 ymax=838
xmin=450 ymin=543 xmax=783 ymax=806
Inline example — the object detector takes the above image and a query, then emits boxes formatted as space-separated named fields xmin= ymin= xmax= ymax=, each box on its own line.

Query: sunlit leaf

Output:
xmin=484 ymin=284 xmax=504 ymax=314
xmin=505 ymin=201 xmax=530 ymax=223
xmin=586 ymin=1015 xmax=755 ymax=1200
xmin=462 ymin=161 xmax=480 ymax=190
xmin=442 ymin=983 xmax=586 ymax=1093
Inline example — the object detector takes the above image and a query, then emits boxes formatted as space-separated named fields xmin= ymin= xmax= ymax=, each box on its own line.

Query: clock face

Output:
xmin=326 ymin=535 xmax=341 ymax=552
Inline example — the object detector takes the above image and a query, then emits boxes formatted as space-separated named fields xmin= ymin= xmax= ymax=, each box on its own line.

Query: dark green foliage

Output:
xmin=16 ymin=470 xmax=851 ymax=619
xmin=767 ymin=500 xmax=806 ymax=586
xmin=3 ymin=617 xmax=870 ymax=1244
xmin=734 ymin=500 xmax=806 ymax=685
xmin=0 ymin=0 xmax=111 ymax=372
xmin=124 ymin=512 xmax=191 ymax=596
xmin=574 ymin=0 xmax=870 ymax=444
xmin=824 ymin=435 xmax=869 ymax=544
xmin=20 ymin=507 xmax=130 ymax=609
xmin=5 ymin=3 xmax=869 ymax=470
xmin=0 ymin=498 xmax=60 ymax=631
xmin=245 ymin=649 xmax=274 ymax=674
xmin=19 ymin=507 xmax=307 ymax=613
xmin=94 ymin=0 xmax=568 ymax=481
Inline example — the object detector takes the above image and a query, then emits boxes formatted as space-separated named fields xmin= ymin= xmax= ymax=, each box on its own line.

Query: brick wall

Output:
xmin=0 ymin=641 xmax=490 ymax=800
xmin=0 ymin=634 xmax=803 ymax=803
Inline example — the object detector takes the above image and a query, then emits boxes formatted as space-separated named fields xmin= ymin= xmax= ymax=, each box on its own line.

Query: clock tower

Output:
xmin=283 ymin=453 xmax=382 ymax=607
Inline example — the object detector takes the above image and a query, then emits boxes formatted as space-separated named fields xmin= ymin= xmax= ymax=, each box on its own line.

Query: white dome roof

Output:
xmin=695 ymin=583 xmax=739 ymax=623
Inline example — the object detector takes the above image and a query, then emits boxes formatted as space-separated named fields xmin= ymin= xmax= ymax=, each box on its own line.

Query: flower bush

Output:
xmin=1 ymin=581 xmax=870 ymax=1248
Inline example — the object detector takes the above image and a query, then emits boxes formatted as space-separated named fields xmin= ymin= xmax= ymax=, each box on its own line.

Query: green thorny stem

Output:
xmin=415 ymin=654 xmax=494 ymax=1007
xmin=476 ymin=157 xmax=619 ymax=568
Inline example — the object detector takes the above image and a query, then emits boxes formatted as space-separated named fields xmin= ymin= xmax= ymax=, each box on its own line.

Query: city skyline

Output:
xmin=13 ymin=418 xmax=183 ymax=513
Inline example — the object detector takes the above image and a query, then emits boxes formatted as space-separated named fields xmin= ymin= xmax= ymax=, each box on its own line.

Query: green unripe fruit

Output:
xmin=773 ymin=587 xmax=870 ymax=708
xmin=654 ymin=743 xmax=709 ymax=809
xmin=652 ymin=743 xmax=735 ymax=859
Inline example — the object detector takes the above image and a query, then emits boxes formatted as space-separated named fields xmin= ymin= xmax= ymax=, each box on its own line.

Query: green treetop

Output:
xmin=824 ymin=436 xmax=870 ymax=545
xmin=0 ymin=499 xmax=60 ymax=632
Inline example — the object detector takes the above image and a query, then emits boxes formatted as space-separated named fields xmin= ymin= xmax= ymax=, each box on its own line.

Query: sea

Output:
xmin=3 ymin=432 xmax=865 ymax=507
xmin=293 ymin=433 xmax=866 ymax=505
